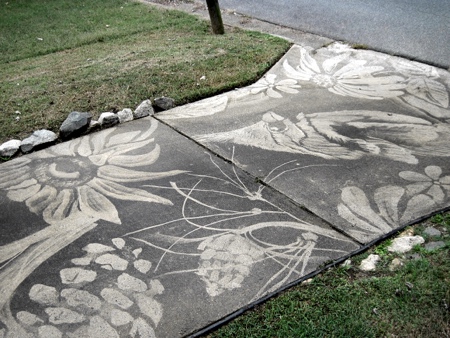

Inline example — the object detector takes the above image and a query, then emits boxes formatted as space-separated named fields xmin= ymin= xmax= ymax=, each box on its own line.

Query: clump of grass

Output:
xmin=205 ymin=212 xmax=450 ymax=338
xmin=0 ymin=0 xmax=290 ymax=143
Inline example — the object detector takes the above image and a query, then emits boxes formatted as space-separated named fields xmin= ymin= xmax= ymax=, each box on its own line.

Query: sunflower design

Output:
xmin=283 ymin=45 xmax=406 ymax=100
xmin=0 ymin=119 xmax=185 ymax=225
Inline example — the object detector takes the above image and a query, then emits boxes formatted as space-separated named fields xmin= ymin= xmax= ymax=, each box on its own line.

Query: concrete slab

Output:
xmin=159 ymin=43 xmax=450 ymax=244
xmin=0 ymin=117 xmax=358 ymax=337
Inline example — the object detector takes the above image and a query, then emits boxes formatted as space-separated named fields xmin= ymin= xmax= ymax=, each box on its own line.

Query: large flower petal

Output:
xmin=424 ymin=166 xmax=442 ymax=180
xmin=89 ymin=140 xmax=154 ymax=167
xmin=90 ymin=128 xmax=117 ymax=155
xmin=322 ymin=53 xmax=350 ymax=74
xmin=265 ymin=74 xmax=277 ymax=84
xmin=25 ymin=185 xmax=57 ymax=214
xmin=7 ymin=183 xmax=41 ymax=202
xmin=43 ymin=189 xmax=76 ymax=222
xmin=107 ymin=131 xmax=141 ymax=148
xmin=276 ymin=85 xmax=300 ymax=94
xmin=283 ymin=60 xmax=313 ymax=81
xmin=299 ymin=47 xmax=321 ymax=74
xmin=98 ymin=165 xmax=187 ymax=183
xmin=427 ymin=184 xmax=445 ymax=202
xmin=108 ymin=144 xmax=161 ymax=168
xmin=77 ymin=186 xmax=120 ymax=224
xmin=340 ymin=186 xmax=393 ymax=232
xmin=374 ymin=186 xmax=404 ymax=225
xmin=75 ymin=136 xmax=93 ymax=157
xmin=405 ymin=182 xmax=431 ymax=196
xmin=399 ymin=170 xmax=430 ymax=182
xmin=0 ymin=167 xmax=31 ymax=189
xmin=88 ymin=178 xmax=173 ymax=205
xmin=266 ymin=87 xmax=283 ymax=98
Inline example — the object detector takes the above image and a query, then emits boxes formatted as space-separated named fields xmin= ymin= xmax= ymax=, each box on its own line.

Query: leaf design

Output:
xmin=157 ymin=95 xmax=228 ymax=119
xmin=134 ymin=294 xmax=163 ymax=327
xmin=406 ymin=77 xmax=449 ymax=108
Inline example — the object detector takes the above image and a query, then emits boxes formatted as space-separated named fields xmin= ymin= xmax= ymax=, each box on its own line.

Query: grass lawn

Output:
xmin=0 ymin=0 xmax=290 ymax=144
xmin=205 ymin=212 xmax=450 ymax=338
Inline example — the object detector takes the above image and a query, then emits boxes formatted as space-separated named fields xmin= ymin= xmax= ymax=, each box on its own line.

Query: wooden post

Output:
xmin=206 ymin=0 xmax=225 ymax=35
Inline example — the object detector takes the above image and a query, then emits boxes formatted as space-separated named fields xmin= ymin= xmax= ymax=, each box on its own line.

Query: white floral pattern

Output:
xmin=248 ymin=74 xmax=300 ymax=98
xmin=0 ymin=121 xmax=184 ymax=225
xmin=14 ymin=238 xmax=163 ymax=338
xmin=399 ymin=165 xmax=450 ymax=203
xmin=283 ymin=45 xmax=406 ymax=100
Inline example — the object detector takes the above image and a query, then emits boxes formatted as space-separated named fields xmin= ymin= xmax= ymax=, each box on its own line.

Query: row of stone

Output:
xmin=0 ymin=97 xmax=175 ymax=158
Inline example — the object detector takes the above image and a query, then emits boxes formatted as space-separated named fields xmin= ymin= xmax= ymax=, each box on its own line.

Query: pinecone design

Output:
xmin=197 ymin=234 xmax=264 ymax=297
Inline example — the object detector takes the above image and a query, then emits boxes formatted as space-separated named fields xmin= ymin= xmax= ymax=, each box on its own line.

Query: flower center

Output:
xmin=312 ymin=74 xmax=336 ymax=88
xmin=35 ymin=157 xmax=95 ymax=188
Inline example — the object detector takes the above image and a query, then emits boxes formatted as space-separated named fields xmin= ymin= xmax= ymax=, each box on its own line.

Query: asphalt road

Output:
xmin=219 ymin=0 xmax=450 ymax=69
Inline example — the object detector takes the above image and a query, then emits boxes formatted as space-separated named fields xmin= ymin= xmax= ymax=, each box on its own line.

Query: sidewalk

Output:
xmin=1 ymin=11 xmax=450 ymax=338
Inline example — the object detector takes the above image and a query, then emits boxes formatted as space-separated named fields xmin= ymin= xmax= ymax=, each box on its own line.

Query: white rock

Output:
xmin=134 ymin=259 xmax=152 ymax=274
xmin=112 ymin=238 xmax=126 ymax=250
xmin=110 ymin=309 xmax=134 ymax=326
xmin=16 ymin=311 xmax=44 ymax=326
xmin=45 ymin=307 xmax=85 ymax=324
xmin=83 ymin=243 xmax=115 ymax=254
xmin=341 ymin=259 xmax=352 ymax=267
xmin=29 ymin=284 xmax=59 ymax=306
xmin=117 ymin=108 xmax=134 ymax=123
xmin=95 ymin=254 xmax=128 ymax=271
xmin=387 ymin=236 xmax=425 ymax=253
xmin=38 ymin=325 xmax=62 ymax=338
xmin=134 ymin=99 xmax=154 ymax=119
xmin=88 ymin=315 xmax=119 ymax=338
xmin=359 ymin=254 xmax=380 ymax=271
xmin=60 ymin=268 xmax=97 ymax=284
xmin=0 ymin=139 xmax=21 ymax=157
xmin=61 ymin=288 xmax=101 ymax=311
xmin=100 ymin=288 xmax=134 ymax=309
xmin=20 ymin=129 xmax=57 ymax=153
xmin=117 ymin=273 xmax=147 ymax=292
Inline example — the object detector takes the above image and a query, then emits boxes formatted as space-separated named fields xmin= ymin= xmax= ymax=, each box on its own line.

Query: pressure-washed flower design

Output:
xmin=283 ymin=45 xmax=406 ymax=100
xmin=197 ymin=234 xmax=265 ymax=297
xmin=195 ymin=110 xmax=450 ymax=164
xmin=399 ymin=165 xmax=450 ymax=203
xmin=389 ymin=58 xmax=450 ymax=119
xmin=16 ymin=238 xmax=163 ymax=337
xmin=248 ymin=74 xmax=300 ymax=98
xmin=0 ymin=121 xmax=184 ymax=225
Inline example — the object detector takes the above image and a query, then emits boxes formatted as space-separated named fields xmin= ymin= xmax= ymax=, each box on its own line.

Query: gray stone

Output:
xmin=388 ymin=236 xmax=425 ymax=254
xmin=133 ymin=99 xmax=154 ymax=119
xmin=154 ymin=97 xmax=175 ymax=112
xmin=0 ymin=139 xmax=21 ymax=157
xmin=59 ymin=111 xmax=92 ymax=140
xmin=117 ymin=108 xmax=134 ymax=123
xmin=424 ymin=241 xmax=446 ymax=251
xmin=98 ymin=112 xmax=119 ymax=128
xmin=20 ymin=130 xmax=57 ymax=153
xmin=423 ymin=227 xmax=442 ymax=237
